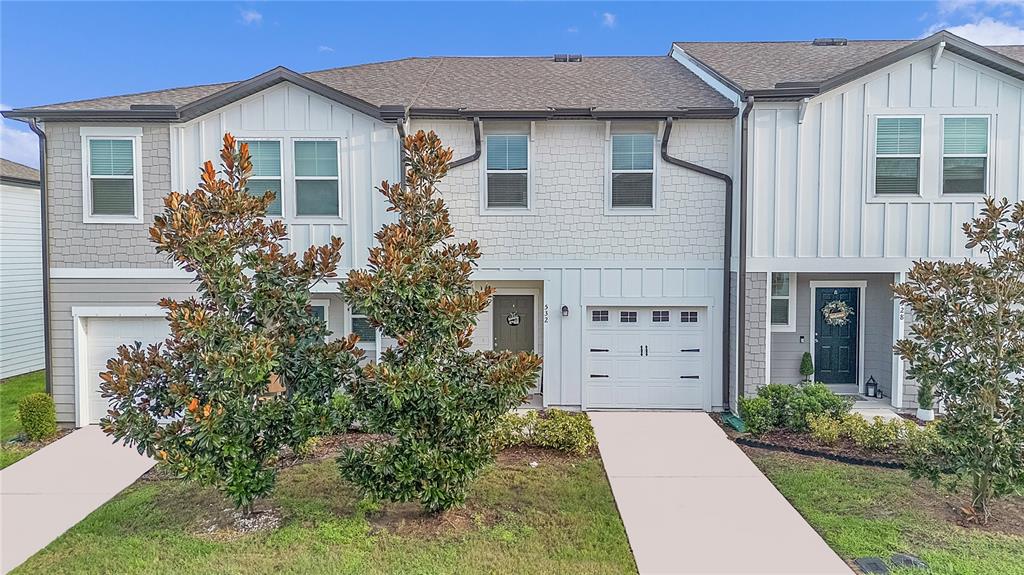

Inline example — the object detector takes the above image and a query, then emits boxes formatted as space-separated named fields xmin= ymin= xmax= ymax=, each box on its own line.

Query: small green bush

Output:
xmin=786 ymin=383 xmax=853 ymax=431
xmin=901 ymin=422 xmax=944 ymax=470
xmin=490 ymin=409 xmax=595 ymax=456
xmin=533 ymin=409 xmax=596 ymax=456
xmin=807 ymin=413 xmax=841 ymax=445
xmin=739 ymin=396 xmax=774 ymax=435
xmin=18 ymin=393 xmax=57 ymax=442
xmin=757 ymin=384 xmax=798 ymax=428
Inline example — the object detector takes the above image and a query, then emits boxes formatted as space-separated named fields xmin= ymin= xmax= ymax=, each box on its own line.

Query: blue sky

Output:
xmin=3 ymin=1 xmax=1024 ymax=167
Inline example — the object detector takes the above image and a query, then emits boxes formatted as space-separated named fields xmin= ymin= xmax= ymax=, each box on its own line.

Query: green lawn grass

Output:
xmin=14 ymin=452 xmax=636 ymax=575
xmin=1 ymin=370 xmax=46 ymax=441
xmin=1 ymin=370 xmax=47 ymax=469
xmin=747 ymin=449 xmax=1024 ymax=575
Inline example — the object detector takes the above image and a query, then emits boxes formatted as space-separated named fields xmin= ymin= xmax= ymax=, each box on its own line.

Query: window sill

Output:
xmin=770 ymin=324 xmax=796 ymax=333
xmin=479 ymin=207 xmax=534 ymax=216
xmin=604 ymin=207 xmax=658 ymax=216
xmin=83 ymin=215 xmax=145 ymax=225
xmin=290 ymin=215 xmax=347 ymax=224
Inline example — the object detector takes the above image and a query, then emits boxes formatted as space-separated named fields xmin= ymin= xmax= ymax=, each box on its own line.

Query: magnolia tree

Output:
xmin=894 ymin=197 xmax=1024 ymax=524
xmin=339 ymin=130 xmax=542 ymax=512
xmin=101 ymin=134 xmax=362 ymax=511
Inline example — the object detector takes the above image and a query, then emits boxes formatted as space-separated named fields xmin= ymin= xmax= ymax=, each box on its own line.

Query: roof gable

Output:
xmin=675 ymin=31 xmax=1024 ymax=98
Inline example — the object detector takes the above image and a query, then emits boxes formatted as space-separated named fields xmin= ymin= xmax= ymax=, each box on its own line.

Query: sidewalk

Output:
xmin=590 ymin=411 xmax=852 ymax=574
xmin=0 ymin=426 xmax=154 ymax=574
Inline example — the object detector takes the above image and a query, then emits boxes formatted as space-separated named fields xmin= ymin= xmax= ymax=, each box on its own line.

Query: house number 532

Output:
xmin=543 ymin=304 xmax=549 ymax=324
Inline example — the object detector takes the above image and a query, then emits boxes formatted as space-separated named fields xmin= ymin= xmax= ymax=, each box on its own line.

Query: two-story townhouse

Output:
xmin=673 ymin=31 xmax=1024 ymax=412
xmin=3 ymin=56 xmax=738 ymax=426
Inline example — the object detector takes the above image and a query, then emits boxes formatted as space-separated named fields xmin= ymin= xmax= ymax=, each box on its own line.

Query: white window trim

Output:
xmin=605 ymin=126 xmax=660 ymax=214
xmin=239 ymin=137 xmax=285 ymax=218
xmin=309 ymin=298 xmax=331 ymax=327
xmin=870 ymin=115 xmax=923 ymax=198
xmin=940 ymin=114 xmax=991 ymax=196
xmin=346 ymin=304 xmax=380 ymax=360
xmin=80 ymin=127 xmax=144 ymax=224
xmin=480 ymin=128 xmax=533 ymax=215
xmin=293 ymin=137 xmax=343 ymax=221
xmin=770 ymin=272 xmax=797 ymax=332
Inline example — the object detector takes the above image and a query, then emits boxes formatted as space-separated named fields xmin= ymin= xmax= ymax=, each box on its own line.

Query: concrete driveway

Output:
xmin=590 ymin=412 xmax=851 ymax=575
xmin=0 ymin=426 xmax=154 ymax=574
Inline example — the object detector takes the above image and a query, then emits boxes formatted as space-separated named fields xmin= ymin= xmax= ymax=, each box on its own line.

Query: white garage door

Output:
xmin=585 ymin=306 xmax=708 ymax=409
xmin=85 ymin=317 xmax=169 ymax=424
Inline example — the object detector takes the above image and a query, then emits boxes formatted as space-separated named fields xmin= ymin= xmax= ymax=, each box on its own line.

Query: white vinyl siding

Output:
xmin=294 ymin=140 xmax=341 ymax=217
xmin=0 ymin=181 xmax=44 ymax=378
xmin=942 ymin=116 xmax=989 ymax=195
xmin=242 ymin=140 xmax=283 ymax=216
xmin=874 ymin=117 xmax=922 ymax=195
xmin=485 ymin=135 xmax=529 ymax=209
xmin=770 ymin=272 xmax=796 ymax=331
xmin=610 ymin=134 xmax=655 ymax=209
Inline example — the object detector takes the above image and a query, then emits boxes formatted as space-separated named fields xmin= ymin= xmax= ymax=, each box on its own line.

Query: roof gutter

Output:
xmin=660 ymin=116 xmax=734 ymax=409
xmin=406 ymin=107 xmax=738 ymax=121
xmin=27 ymin=118 xmax=53 ymax=396
xmin=447 ymin=117 xmax=481 ymax=169
xmin=737 ymin=96 xmax=754 ymax=409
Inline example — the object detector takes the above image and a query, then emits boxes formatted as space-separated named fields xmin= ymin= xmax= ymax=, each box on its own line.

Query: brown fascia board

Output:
xmin=0 ymin=175 xmax=40 ymax=187
xmin=406 ymin=107 xmax=738 ymax=120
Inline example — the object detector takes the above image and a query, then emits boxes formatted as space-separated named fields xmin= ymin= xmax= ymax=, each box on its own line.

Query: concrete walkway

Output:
xmin=590 ymin=412 xmax=851 ymax=575
xmin=0 ymin=426 xmax=154 ymax=574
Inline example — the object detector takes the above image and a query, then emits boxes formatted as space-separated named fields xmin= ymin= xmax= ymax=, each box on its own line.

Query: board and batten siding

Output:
xmin=0 ymin=180 xmax=44 ymax=379
xmin=748 ymin=49 xmax=1024 ymax=271
xmin=173 ymin=82 xmax=399 ymax=271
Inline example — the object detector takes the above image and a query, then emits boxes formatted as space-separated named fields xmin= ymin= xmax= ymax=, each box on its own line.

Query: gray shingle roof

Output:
xmin=675 ymin=39 xmax=1024 ymax=92
xmin=13 ymin=56 xmax=733 ymax=116
xmin=0 ymin=158 xmax=40 ymax=184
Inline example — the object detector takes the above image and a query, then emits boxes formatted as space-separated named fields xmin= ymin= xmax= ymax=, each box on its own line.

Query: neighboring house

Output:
xmin=2 ymin=30 xmax=1021 ymax=425
xmin=672 ymin=31 xmax=1024 ymax=411
xmin=0 ymin=159 xmax=44 ymax=379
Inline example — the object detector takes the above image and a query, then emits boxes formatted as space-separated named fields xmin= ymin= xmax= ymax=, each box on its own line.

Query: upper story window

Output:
xmin=294 ymin=140 xmax=341 ymax=217
xmin=81 ymin=127 xmax=143 ymax=224
xmin=942 ymin=117 xmax=988 ymax=195
xmin=610 ymin=134 xmax=655 ymax=209
xmin=485 ymin=135 xmax=529 ymax=209
xmin=243 ymin=140 xmax=283 ymax=216
xmin=770 ymin=272 xmax=796 ymax=332
xmin=874 ymin=117 xmax=921 ymax=195
xmin=350 ymin=306 xmax=376 ymax=344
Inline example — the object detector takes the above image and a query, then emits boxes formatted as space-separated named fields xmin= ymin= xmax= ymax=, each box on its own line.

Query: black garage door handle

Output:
xmin=590 ymin=348 xmax=609 ymax=352
xmin=679 ymin=375 xmax=700 ymax=379
xmin=680 ymin=348 xmax=700 ymax=353
xmin=590 ymin=374 xmax=610 ymax=378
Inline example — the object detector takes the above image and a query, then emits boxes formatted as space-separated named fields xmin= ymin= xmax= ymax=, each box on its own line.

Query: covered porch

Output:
xmin=764 ymin=271 xmax=912 ymax=411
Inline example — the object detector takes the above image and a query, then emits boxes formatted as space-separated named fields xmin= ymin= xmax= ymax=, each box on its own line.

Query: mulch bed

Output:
xmin=736 ymin=432 xmax=905 ymax=469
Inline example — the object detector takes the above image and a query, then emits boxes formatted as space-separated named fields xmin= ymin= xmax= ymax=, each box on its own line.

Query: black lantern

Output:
xmin=561 ymin=305 xmax=569 ymax=317
xmin=866 ymin=376 xmax=878 ymax=398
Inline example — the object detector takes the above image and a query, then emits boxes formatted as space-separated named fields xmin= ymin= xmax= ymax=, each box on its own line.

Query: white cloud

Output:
xmin=566 ymin=26 xmax=579 ymax=34
xmin=239 ymin=9 xmax=263 ymax=26
xmin=601 ymin=12 xmax=616 ymax=28
xmin=318 ymin=45 xmax=335 ymax=53
xmin=0 ymin=118 xmax=40 ymax=168
xmin=945 ymin=17 xmax=1024 ymax=43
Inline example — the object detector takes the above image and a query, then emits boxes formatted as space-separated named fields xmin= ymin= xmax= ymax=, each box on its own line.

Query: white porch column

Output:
xmin=891 ymin=271 xmax=906 ymax=409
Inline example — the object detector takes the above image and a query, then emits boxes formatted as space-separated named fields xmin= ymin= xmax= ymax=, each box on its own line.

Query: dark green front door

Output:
xmin=814 ymin=287 xmax=859 ymax=386
xmin=493 ymin=295 xmax=534 ymax=353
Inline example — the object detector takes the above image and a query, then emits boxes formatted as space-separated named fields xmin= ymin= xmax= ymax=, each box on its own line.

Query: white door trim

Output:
xmin=807 ymin=281 xmax=867 ymax=393
xmin=492 ymin=287 xmax=544 ymax=354
xmin=72 ymin=306 xmax=165 ymax=427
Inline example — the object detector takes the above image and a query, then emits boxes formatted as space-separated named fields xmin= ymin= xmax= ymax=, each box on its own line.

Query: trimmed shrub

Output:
xmin=757 ymin=384 xmax=798 ymax=428
xmin=739 ymin=396 xmax=774 ymax=436
xmin=533 ymin=410 xmax=596 ymax=456
xmin=489 ymin=409 xmax=595 ymax=456
xmin=18 ymin=393 xmax=57 ymax=441
xmin=786 ymin=383 xmax=853 ymax=431
xmin=807 ymin=413 xmax=841 ymax=445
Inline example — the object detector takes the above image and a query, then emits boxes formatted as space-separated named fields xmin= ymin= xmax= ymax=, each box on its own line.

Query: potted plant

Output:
xmin=799 ymin=352 xmax=814 ymax=383
xmin=916 ymin=380 xmax=935 ymax=422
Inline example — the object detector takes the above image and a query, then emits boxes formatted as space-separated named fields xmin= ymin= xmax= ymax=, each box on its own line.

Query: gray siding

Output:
xmin=0 ymin=181 xmax=44 ymax=378
xmin=49 ymin=278 xmax=350 ymax=423
xmin=743 ymin=272 xmax=767 ymax=395
xmin=769 ymin=273 xmax=896 ymax=396
xmin=46 ymin=123 xmax=173 ymax=268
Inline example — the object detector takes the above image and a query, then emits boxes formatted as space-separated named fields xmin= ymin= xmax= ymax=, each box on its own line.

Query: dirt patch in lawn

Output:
xmin=367 ymin=500 xmax=501 ymax=538
xmin=197 ymin=505 xmax=284 ymax=541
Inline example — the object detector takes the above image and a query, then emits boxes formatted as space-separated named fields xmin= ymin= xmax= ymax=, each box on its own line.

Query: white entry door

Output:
xmin=84 ymin=317 xmax=170 ymax=424
xmin=585 ymin=307 xmax=708 ymax=409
